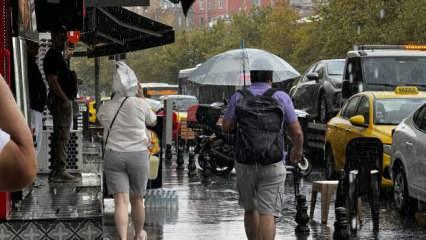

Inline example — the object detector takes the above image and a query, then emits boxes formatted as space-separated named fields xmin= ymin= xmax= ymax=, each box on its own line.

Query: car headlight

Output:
xmin=383 ymin=144 xmax=392 ymax=156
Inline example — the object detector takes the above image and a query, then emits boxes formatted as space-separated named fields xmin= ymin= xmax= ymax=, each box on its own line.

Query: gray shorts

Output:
xmin=235 ymin=162 xmax=286 ymax=217
xmin=104 ymin=150 xmax=150 ymax=197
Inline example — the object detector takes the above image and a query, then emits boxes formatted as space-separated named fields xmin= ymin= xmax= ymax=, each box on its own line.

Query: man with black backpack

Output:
xmin=44 ymin=28 xmax=78 ymax=182
xmin=223 ymin=64 xmax=303 ymax=240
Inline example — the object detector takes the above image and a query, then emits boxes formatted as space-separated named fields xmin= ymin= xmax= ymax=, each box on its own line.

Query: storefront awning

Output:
xmin=80 ymin=7 xmax=175 ymax=58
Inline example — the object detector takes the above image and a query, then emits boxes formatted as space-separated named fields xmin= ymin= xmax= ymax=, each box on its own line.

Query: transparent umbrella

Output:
xmin=188 ymin=48 xmax=300 ymax=86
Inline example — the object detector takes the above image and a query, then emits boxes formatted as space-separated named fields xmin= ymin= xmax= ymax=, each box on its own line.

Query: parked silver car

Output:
xmin=391 ymin=103 xmax=426 ymax=213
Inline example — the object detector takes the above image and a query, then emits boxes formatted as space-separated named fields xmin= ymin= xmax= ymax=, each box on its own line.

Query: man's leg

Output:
xmin=244 ymin=210 xmax=259 ymax=240
xmin=114 ymin=192 xmax=129 ymax=240
xmin=256 ymin=162 xmax=286 ymax=240
xmin=235 ymin=163 xmax=258 ymax=240
xmin=259 ymin=214 xmax=276 ymax=240
xmin=51 ymin=100 xmax=76 ymax=181
xmin=55 ymin=125 xmax=69 ymax=172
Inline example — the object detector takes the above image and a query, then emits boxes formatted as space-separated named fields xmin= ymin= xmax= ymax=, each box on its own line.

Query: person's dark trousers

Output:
xmin=48 ymin=95 xmax=72 ymax=174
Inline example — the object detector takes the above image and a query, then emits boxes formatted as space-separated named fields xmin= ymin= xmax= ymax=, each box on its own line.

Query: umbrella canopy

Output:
xmin=188 ymin=48 xmax=300 ymax=86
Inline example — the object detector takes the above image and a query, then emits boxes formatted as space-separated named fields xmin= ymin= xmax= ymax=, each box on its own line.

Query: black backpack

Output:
xmin=235 ymin=88 xmax=284 ymax=165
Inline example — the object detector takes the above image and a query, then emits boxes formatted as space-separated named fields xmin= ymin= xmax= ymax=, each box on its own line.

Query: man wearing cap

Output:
xmin=43 ymin=29 xmax=77 ymax=182
xmin=223 ymin=60 xmax=304 ymax=240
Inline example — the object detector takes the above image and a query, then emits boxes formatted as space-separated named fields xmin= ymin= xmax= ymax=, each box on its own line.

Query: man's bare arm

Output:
xmin=222 ymin=119 xmax=234 ymax=133
xmin=47 ymin=74 xmax=68 ymax=101
xmin=0 ymin=77 xmax=37 ymax=191
xmin=288 ymin=120 xmax=304 ymax=164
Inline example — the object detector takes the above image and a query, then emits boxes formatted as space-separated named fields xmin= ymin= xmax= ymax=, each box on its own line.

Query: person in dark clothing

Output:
xmin=27 ymin=40 xmax=47 ymax=155
xmin=43 ymin=29 xmax=78 ymax=182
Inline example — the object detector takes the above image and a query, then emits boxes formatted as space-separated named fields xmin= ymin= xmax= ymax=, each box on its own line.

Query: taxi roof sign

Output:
xmin=355 ymin=45 xmax=426 ymax=51
xmin=395 ymin=86 xmax=419 ymax=95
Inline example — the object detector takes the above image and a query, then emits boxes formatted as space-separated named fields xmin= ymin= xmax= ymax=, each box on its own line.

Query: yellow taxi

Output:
xmin=88 ymin=100 xmax=97 ymax=124
xmin=324 ymin=87 xmax=426 ymax=186
xmin=88 ymin=97 xmax=112 ymax=124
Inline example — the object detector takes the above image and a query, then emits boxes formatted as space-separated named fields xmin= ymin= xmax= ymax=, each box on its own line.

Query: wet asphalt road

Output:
xmin=103 ymin=159 xmax=426 ymax=240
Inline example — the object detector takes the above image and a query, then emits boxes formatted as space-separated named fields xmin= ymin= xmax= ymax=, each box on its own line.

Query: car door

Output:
xmin=330 ymin=95 xmax=361 ymax=169
xmin=292 ymin=63 xmax=319 ymax=113
xmin=413 ymin=105 xmax=426 ymax=198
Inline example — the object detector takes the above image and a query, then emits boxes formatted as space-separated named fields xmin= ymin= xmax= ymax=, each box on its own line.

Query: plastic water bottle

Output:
xmin=154 ymin=190 xmax=161 ymax=208
xmin=145 ymin=191 xmax=151 ymax=209
xmin=171 ymin=191 xmax=178 ymax=209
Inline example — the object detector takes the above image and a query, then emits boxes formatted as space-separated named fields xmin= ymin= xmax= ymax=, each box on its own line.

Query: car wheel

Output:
xmin=318 ymin=94 xmax=328 ymax=123
xmin=324 ymin=147 xmax=336 ymax=180
xmin=393 ymin=166 xmax=416 ymax=215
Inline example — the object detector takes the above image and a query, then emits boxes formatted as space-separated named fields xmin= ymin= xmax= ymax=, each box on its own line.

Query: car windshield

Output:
xmin=327 ymin=60 xmax=345 ymax=76
xmin=363 ymin=57 xmax=426 ymax=89
xmin=173 ymin=98 xmax=199 ymax=112
xmin=374 ymin=98 xmax=426 ymax=125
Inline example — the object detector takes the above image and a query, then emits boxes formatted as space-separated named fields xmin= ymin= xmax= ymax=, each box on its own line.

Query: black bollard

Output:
xmin=334 ymin=207 xmax=350 ymax=240
xmin=165 ymin=144 xmax=173 ymax=162
xmin=187 ymin=151 xmax=197 ymax=176
xmin=348 ymin=170 xmax=359 ymax=235
xmin=293 ymin=166 xmax=310 ymax=235
xmin=176 ymin=147 xmax=185 ymax=169
xmin=295 ymin=194 xmax=310 ymax=234
xmin=333 ymin=170 xmax=350 ymax=239
xmin=335 ymin=169 xmax=346 ymax=209
xmin=369 ymin=170 xmax=380 ymax=233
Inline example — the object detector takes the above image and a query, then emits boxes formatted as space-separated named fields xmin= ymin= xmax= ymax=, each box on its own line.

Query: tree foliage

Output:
xmin=72 ymin=0 xmax=426 ymax=96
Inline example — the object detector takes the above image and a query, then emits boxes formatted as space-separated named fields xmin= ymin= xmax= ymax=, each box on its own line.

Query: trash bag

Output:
xmin=113 ymin=61 xmax=138 ymax=96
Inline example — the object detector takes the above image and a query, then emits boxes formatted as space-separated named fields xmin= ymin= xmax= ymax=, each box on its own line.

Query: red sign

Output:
xmin=67 ymin=31 xmax=81 ymax=44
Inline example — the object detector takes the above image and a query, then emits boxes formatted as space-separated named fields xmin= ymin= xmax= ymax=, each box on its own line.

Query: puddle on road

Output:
xmin=103 ymin=167 xmax=426 ymax=240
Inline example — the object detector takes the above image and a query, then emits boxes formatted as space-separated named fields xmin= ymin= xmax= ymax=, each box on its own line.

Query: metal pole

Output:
xmin=348 ymin=170 xmax=359 ymax=235
xmin=370 ymin=169 xmax=380 ymax=233
xmin=94 ymin=57 xmax=100 ymax=111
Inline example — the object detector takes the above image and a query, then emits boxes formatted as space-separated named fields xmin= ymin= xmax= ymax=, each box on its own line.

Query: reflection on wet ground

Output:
xmin=103 ymin=160 xmax=426 ymax=240
xmin=0 ymin=174 xmax=103 ymax=239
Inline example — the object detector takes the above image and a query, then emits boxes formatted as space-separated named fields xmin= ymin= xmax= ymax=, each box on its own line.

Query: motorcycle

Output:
xmin=189 ymin=103 xmax=235 ymax=176
xmin=188 ymin=103 xmax=312 ymax=177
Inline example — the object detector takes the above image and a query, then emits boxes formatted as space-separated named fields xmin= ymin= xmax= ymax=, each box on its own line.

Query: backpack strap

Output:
xmin=263 ymin=88 xmax=279 ymax=97
xmin=103 ymin=96 xmax=129 ymax=157
xmin=238 ymin=88 xmax=253 ymax=98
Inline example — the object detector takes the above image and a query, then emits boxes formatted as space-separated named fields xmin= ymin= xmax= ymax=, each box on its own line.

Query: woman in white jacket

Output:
xmin=98 ymin=76 xmax=156 ymax=240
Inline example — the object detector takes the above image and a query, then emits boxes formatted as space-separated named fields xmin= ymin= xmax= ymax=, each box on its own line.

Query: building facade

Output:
xmin=192 ymin=0 xmax=288 ymax=28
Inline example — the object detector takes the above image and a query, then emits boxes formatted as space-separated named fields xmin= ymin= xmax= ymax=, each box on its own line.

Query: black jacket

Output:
xmin=28 ymin=55 xmax=47 ymax=112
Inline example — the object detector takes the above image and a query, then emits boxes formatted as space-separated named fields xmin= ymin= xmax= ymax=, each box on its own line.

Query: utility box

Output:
xmin=38 ymin=129 xmax=84 ymax=173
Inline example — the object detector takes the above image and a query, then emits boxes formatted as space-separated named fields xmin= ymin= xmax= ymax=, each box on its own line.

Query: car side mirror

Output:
xmin=306 ymin=72 xmax=319 ymax=82
xmin=342 ymin=80 xmax=351 ymax=99
xmin=349 ymin=115 xmax=366 ymax=127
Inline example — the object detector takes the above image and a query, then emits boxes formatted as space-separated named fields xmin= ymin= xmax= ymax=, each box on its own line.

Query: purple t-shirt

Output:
xmin=223 ymin=82 xmax=298 ymax=162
